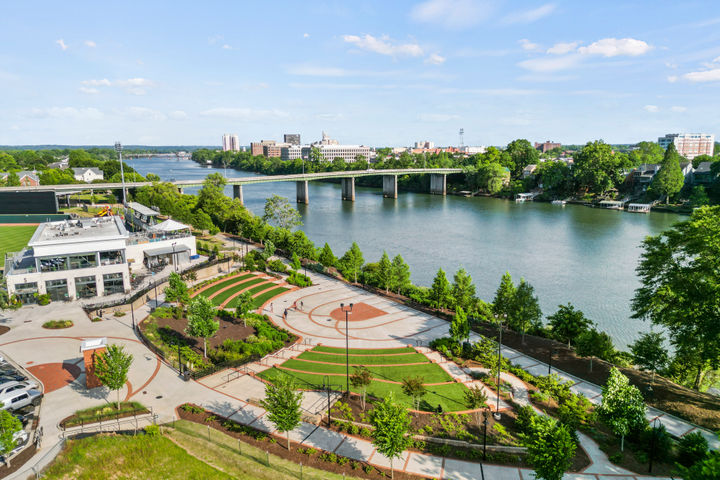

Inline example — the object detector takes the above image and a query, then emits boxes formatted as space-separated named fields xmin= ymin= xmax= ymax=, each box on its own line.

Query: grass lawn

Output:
xmin=250 ymin=287 xmax=289 ymax=309
xmin=193 ymin=274 xmax=254 ymax=298
xmin=280 ymin=359 xmax=452 ymax=383
xmin=313 ymin=345 xmax=416 ymax=355
xmin=296 ymin=350 xmax=429 ymax=365
xmin=210 ymin=278 xmax=267 ymax=305
xmin=0 ymin=225 xmax=36 ymax=267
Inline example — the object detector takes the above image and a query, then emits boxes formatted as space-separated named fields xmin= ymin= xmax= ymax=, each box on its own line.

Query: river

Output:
xmin=130 ymin=155 xmax=680 ymax=348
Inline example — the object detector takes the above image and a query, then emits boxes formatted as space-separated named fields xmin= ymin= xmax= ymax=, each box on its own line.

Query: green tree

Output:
xmin=260 ymin=377 xmax=303 ymax=450
xmin=390 ymin=255 xmax=411 ymax=294
xmin=450 ymin=306 xmax=470 ymax=344
xmin=524 ymin=415 xmax=576 ymax=480
xmin=262 ymin=194 xmax=302 ymax=230
xmin=234 ymin=291 xmax=254 ymax=327
xmin=0 ymin=410 xmax=22 ymax=459
xmin=506 ymin=139 xmax=540 ymax=178
xmin=451 ymin=268 xmax=476 ymax=312
xmin=547 ymin=303 xmax=594 ymax=347
xmin=290 ymin=251 xmax=301 ymax=271
xmin=463 ymin=385 xmax=488 ymax=425
xmin=651 ymin=142 xmax=685 ymax=203
xmin=572 ymin=140 xmax=630 ymax=194
xmin=185 ymin=296 xmax=219 ymax=358
xmin=629 ymin=332 xmax=668 ymax=384
xmin=6 ymin=172 xmax=20 ymax=187
xmin=401 ymin=376 xmax=426 ymax=410
xmin=688 ymin=185 xmax=710 ymax=207
xmin=675 ymin=447 xmax=720 ymax=480
xmin=429 ymin=268 xmax=452 ymax=310
xmin=510 ymin=279 xmax=542 ymax=343
xmin=350 ymin=366 xmax=373 ymax=411
xmin=575 ymin=328 xmax=615 ymax=371
xmin=339 ymin=242 xmax=364 ymax=283
xmin=261 ymin=240 xmax=275 ymax=260
xmin=377 ymin=251 xmax=394 ymax=293
xmin=369 ymin=393 xmax=412 ymax=479
xmin=597 ymin=368 xmax=646 ymax=451
xmin=492 ymin=272 xmax=516 ymax=320
xmin=628 ymin=141 xmax=664 ymax=167
xmin=632 ymin=206 xmax=720 ymax=390
xmin=164 ymin=272 xmax=190 ymax=306
xmin=318 ymin=242 xmax=336 ymax=267
xmin=94 ymin=344 xmax=134 ymax=410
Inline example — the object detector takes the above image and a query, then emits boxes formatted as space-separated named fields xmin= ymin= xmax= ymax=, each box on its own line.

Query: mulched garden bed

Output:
xmin=0 ymin=325 xmax=10 ymax=335
xmin=472 ymin=323 xmax=720 ymax=430
xmin=0 ymin=443 xmax=37 ymax=477
xmin=176 ymin=403 xmax=429 ymax=480
xmin=59 ymin=402 xmax=150 ymax=429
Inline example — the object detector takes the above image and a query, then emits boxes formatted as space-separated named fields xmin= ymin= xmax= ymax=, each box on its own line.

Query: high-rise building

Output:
xmin=222 ymin=134 xmax=240 ymax=152
xmin=658 ymin=133 xmax=715 ymax=160
xmin=414 ymin=141 xmax=435 ymax=149
xmin=284 ymin=134 xmax=301 ymax=145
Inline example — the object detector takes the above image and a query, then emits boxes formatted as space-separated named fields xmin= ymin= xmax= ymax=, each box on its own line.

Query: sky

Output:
xmin=1 ymin=0 xmax=720 ymax=147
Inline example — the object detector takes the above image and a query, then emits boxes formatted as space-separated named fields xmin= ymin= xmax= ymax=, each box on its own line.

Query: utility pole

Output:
xmin=115 ymin=141 xmax=127 ymax=206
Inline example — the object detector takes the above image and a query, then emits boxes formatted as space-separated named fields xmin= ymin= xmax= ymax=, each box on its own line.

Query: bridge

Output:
xmin=0 ymin=168 xmax=463 ymax=204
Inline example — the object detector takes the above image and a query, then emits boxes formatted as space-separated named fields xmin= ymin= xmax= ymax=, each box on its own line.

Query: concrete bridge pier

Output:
xmin=429 ymin=173 xmax=446 ymax=196
xmin=341 ymin=177 xmax=355 ymax=202
xmin=383 ymin=175 xmax=398 ymax=199
xmin=232 ymin=184 xmax=244 ymax=205
xmin=296 ymin=180 xmax=309 ymax=204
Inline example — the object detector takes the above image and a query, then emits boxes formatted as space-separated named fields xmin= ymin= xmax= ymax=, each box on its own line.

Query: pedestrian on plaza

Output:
xmin=284 ymin=309 xmax=288 ymax=319
xmin=270 ymin=302 xmax=273 ymax=313
xmin=300 ymin=301 xmax=304 ymax=310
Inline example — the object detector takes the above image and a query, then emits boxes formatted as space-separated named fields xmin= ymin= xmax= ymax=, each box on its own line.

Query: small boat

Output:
xmin=551 ymin=200 xmax=566 ymax=206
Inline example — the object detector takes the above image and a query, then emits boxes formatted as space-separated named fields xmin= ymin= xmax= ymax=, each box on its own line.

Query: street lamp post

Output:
xmin=171 ymin=242 xmax=178 ymax=272
xmin=323 ymin=375 xmax=331 ymax=427
xmin=548 ymin=347 xmax=556 ymax=375
xmin=482 ymin=407 xmax=489 ymax=460
xmin=340 ymin=303 xmax=353 ymax=396
xmin=153 ymin=281 xmax=158 ymax=310
xmin=114 ymin=142 xmax=127 ymax=206
xmin=494 ymin=313 xmax=506 ymax=419
xmin=130 ymin=301 xmax=135 ymax=331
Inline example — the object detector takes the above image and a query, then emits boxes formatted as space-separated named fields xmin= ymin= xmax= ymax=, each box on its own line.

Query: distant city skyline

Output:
xmin=1 ymin=1 xmax=720 ymax=146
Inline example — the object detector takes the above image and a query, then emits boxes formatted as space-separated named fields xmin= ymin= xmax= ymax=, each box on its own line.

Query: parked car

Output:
xmin=0 ymin=381 xmax=37 ymax=397
xmin=0 ymin=389 xmax=42 ymax=411
xmin=0 ymin=373 xmax=27 ymax=383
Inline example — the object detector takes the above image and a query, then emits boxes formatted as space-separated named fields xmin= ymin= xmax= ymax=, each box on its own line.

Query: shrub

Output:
xmin=268 ymin=259 xmax=287 ymax=273
xmin=364 ymin=465 xmax=375 ymax=474
xmin=287 ymin=271 xmax=312 ymax=287
xmin=35 ymin=293 xmax=51 ymax=306
xmin=92 ymin=317 xmax=103 ymax=322
xmin=144 ymin=424 xmax=160 ymax=436
xmin=180 ymin=404 xmax=204 ymax=414
xmin=113 ymin=311 xmax=126 ymax=317
xmin=42 ymin=320 xmax=73 ymax=329
xmin=515 ymin=405 xmax=537 ymax=434
xmin=609 ymin=452 xmax=623 ymax=464
xmin=351 ymin=461 xmax=360 ymax=470
xmin=677 ymin=432 xmax=708 ymax=466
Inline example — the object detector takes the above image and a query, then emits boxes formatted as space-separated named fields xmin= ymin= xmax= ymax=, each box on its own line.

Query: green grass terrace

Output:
xmin=190 ymin=271 xmax=290 ymax=310
xmin=258 ymin=346 xmax=471 ymax=412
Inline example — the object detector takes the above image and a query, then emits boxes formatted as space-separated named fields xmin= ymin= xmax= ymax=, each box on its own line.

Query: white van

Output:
xmin=0 ymin=381 xmax=37 ymax=397
xmin=0 ymin=389 xmax=42 ymax=411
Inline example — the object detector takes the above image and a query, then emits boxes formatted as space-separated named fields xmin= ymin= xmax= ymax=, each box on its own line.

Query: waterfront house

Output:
xmin=692 ymin=161 xmax=717 ymax=185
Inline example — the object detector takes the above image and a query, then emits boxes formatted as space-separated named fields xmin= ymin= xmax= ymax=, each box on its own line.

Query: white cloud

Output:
xmin=670 ymin=106 xmax=687 ymax=112
xmin=303 ymin=33 xmax=310 ymax=38
xmin=547 ymin=42 xmax=578 ymax=55
xmin=222 ymin=44 xmax=232 ymax=50
xmin=643 ymin=105 xmax=659 ymax=113
xmin=27 ymin=107 xmax=103 ymax=120
xmin=410 ymin=0 xmax=493 ymax=29
xmin=517 ymin=54 xmax=581 ymax=72
xmin=84 ymin=40 xmax=96 ymax=48
xmin=418 ymin=113 xmax=459 ymax=122
xmin=519 ymin=39 xmax=540 ymax=52
xmin=502 ymin=3 xmax=556 ymax=25
xmin=343 ymin=34 xmax=424 ymax=57
xmin=683 ymin=68 xmax=720 ymax=83
xmin=425 ymin=53 xmax=446 ymax=65
xmin=577 ymin=38 xmax=651 ymax=57
xmin=667 ymin=75 xmax=678 ymax=83
xmin=79 ymin=87 xmax=99 ymax=94
xmin=79 ymin=78 xmax=154 ymax=95
xmin=123 ymin=107 xmax=166 ymax=121
xmin=316 ymin=113 xmax=343 ymax=121
xmin=81 ymin=78 xmax=112 ymax=87
xmin=287 ymin=65 xmax=354 ymax=77
xmin=169 ymin=110 xmax=189 ymax=120
xmin=200 ymin=107 xmax=290 ymax=120
xmin=55 ymin=39 xmax=68 ymax=51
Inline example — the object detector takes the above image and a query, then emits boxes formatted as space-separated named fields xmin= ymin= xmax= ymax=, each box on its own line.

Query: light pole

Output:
xmin=340 ymin=302 xmax=353 ymax=396
xmin=114 ymin=141 xmax=127 ymax=206
xmin=548 ymin=346 xmax=556 ymax=375
xmin=495 ymin=313 xmax=506 ymax=420
xmin=171 ymin=242 xmax=178 ymax=272
xmin=323 ymin=375 xmax=331 ymax=427
xmin=482 ymin=407 xmax=489 ymax=460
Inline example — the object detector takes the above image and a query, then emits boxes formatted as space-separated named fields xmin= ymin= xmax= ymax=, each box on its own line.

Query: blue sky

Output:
xmin=1 ymin=0 xmax=720 ymax=147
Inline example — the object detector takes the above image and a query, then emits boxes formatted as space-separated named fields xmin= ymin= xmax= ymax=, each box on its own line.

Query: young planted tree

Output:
xmin=290 ymin=251 xmax=301 ymax=271
xmin=94 ymin=344 xmax=134 ymax=410
xmin=429 ymin=268 xmax=452 ymax=310
xmin=492 ymin=272 xmax=516 ymax=320
xmin=260 ymin=377 xmax=303 ymax=450
xmin=369 ymin=393 xmax=412 ymax=479
xmin=262 ymin=194 xmax=302 ymax=230
xmin=597 ymin=368 xmax=646 ymax=451
xmin=629 ymin=332 xmax=668 ymax=385
xmin=377 ymin=251 xmax=394 ymax=293
xmin=185 ymin=295 xmax=219 ymax=358
xmin=0 ymin=410 xmax=23 ymax=463
xmin=547 ymin=303 xmax=594 ymax=347
xmin=390 ymin=254 xmax=411 ymax=295
xmin=234 ymin=291 xmax=255 ymax=327
xmin=451 ymin=268 xmax=476 ymax=312
xmin=339 ymin=242 xmax=364 ymax=283
xmin=575 ymin=328 xmax=615 ymax=372
xmin=261 ymin=240 xmax=275 ymax=261
xmin=318 ymin=242 xmax=336 ymax=267
xmin=524 ymin=415 xmax=576 ymax=480
xmin=350 ymin=366 xmax=373 ymax=411
xmin=463 ymin=385 xmax=488 ymax=426
xmin=510 ymin=279 xmax=542 ymax=343
xmin=449 ymin=307 xmax=470 ymax=344
xmin=164 ymin=271 xmax=190 ymax=306
xmin=401 ymin=376 xmax=427 ymax=410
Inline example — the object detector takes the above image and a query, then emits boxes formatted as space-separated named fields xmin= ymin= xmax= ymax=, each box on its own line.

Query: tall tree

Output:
xmin=377 ymin=251 xmax=394 ymax=293
xmin=185 ymin=296 xmax=219 ymax=358
xmin=94 ymin=344 xmax=134 ymax=410
xmin=628 ymin=141 xmax=664 ymax=167
xmin=632 ymin=206 xmax=720 ymax=390
xmin=651 ymin=142 xmax=685 ymax=203
xmin=629 ymin=332 xmax=668 ymax=384
xmin=429 ymin=268 xmax=452 ymax=310
xmin=262 ymin=194 xmax=302 ymax=230
xmin=370 ymin=393 xmax=412 ymax=479
xmin=350 ymin=366 xmax=373 ymax=411
xmin=597 ymin=368 xmax=646 ymax=451
xmin=339 ymin=242 xmax=364 ymax=283
xmin=390 ymin=255 xmax=411 ymax=294
xmin=492 ymin=272 xmax=516 ymax=321
xmin=164 ymin=272 xmax=190 ymax=306
xmin=547 ymin=303 xmax=594 ymax=347
xmin=572 ymin=140 xmax=630 ymax=194
xmin=510 ymin=279 xmax=542 ymax=342
xmin=451 ymin=268 xmax=476 ymax=312
xmin=450 ymin=307 xmax=470 ymax=344
xmin=523 ymin=415 xmax=576 ymax=480
xmin=318 ymin=242 xmax=336 ymax=267
xmin=260 ymin=377 xmax=303 ymax=450
xmin=506 ymin=139 xmax=540 ymax=178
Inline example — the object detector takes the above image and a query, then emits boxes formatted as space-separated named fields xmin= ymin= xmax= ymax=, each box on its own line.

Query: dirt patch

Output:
xmin=329 ymin=302 xmax=387 ymax=322
xmin=472 ymin=323 xmax=720 ymax=431
xmin=150 ymin=315 xmax=256 ymax=355
xmin=0 ymin=325 xmax=9 ymax=336
xmin=28 ymin=362 xmax=81 ymax=393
